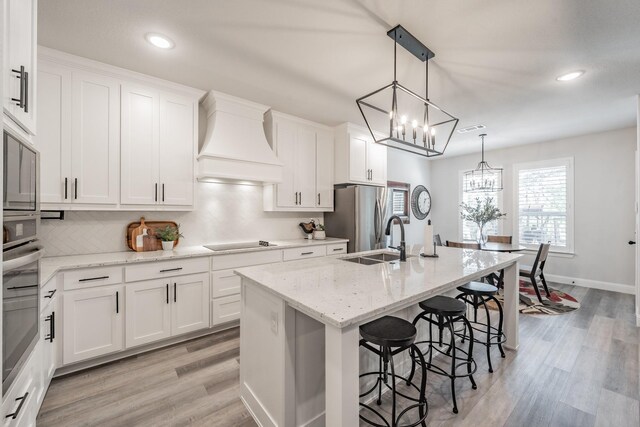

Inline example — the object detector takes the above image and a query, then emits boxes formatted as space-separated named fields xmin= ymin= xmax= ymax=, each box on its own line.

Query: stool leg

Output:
xmin=446 ymin=316 xmax=459 ymax=414
xmin=462 ymin=316 xmax=477 ymax=391
xmin=428 ymin=314 xmax=434 ymax=366
xmin=377 ymin=350 xmax=383 ymax=405
xmin=480 ymin=297 xmax=493 ymax=373
xmin=473 ymin=295 xmax=478 ymax=322
xmin=407 ymin=313 xmax=424 ymax=386
xmin=411 ymin=343 xmax=429 ymax=427
xmin=490 ymin=295 xmax=506 ymax=358
xmin=389 ymin=348 xmax=397 ymax=427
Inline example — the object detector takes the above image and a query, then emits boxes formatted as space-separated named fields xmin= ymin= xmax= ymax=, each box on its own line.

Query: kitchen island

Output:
xmin=235 ymin=245 xmax=522 ymax=427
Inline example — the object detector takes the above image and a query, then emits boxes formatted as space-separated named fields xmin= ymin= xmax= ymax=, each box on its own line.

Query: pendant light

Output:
xmin=356 ymin=25 xmax=459 ymax=158
xmin=463 ymin=134 xmax=503 ymax=192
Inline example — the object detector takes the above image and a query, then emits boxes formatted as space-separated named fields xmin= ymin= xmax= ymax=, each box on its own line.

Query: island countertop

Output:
xmin=235 ymin=244 xmax=523 ymax=328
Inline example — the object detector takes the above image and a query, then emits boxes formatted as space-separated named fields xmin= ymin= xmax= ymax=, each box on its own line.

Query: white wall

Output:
xmin=430 ymin=127 xmax=637 ymax=290
xmin=40 ymin=183 xmax=322 ymax=256
xmin=386 ymin=148 xmax=431 ymax=246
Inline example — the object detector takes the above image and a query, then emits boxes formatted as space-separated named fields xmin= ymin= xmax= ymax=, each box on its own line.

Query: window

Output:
xmin=459 ymin=172 xmax=502 ymax=241
xmin=514 ymin=158 xmax=574 ymax=252
xmin=387 ymin=181 xmax=410 ymax=224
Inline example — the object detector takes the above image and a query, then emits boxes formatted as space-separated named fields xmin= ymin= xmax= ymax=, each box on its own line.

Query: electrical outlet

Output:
xmin=15 ymin=223 xmax=23 ymax=237
xmin=270 ymin=311 xmax=278 ymax=334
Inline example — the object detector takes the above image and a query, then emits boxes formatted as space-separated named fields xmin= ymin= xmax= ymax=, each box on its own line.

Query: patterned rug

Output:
xmin=489 ymin=279 xmax=580 ymax=315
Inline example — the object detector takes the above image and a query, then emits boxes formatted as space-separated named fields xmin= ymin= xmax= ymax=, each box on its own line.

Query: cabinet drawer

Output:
xmin=211 ymin=295 xmax=240 ymax=326
xmin=125 ymin=257 xmax=209 ymax=283
xmin=325 ymin=243 xmax=347 ymax=255
xmin=41 ymin=275 xmax=58 ymax=312
xmin=63 ymin=266 xmax=123 ymax=291
xmin=211 ymin=269 xmax=241 ymax=298
xmin=211 ymin=250 xmax=282 ymax=271
xmin=2 ymin=350 xmax=36 ymax=426
xmin=282 ymin=246 xmax=326 ymax=261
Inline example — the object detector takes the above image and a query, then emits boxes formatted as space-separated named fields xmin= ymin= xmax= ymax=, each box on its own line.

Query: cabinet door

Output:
xmin=171 ymin=273 xmax=210 ymax=336
xmin=367 ymin=141 xmax=387 ymax=185
xmin=36 ymin=62 xmax=72 ymax=204
xmin=120 ymin=84 xmax=159 ymax=205
xmin=125 ymin=280 xmax=171 ymax=348
xmin=4 ymin=0 xmax=37 ymax=135
xmin=296 ymin=127 xmax=317 ymax=208
xmin=70 ymin=71 xmax=120 ymax=204
xmin=41 ymin=299 xmax=57 ymax=387
xmin=316 ymin=129 xmax=334 ymax=209
xmin=349 ymin=137 xmax=368 ymax=183
xmin=62 ymin=285 xmax=123 ymax=364
xmin=159 ymin=94 xmax=194 ymax=206
xmin=275 ymin=120 xmax=297 ymax=208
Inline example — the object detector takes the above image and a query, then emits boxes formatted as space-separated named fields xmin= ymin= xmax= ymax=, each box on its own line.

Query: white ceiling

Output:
xmin=38 ymin=0 xmax=640 ymax=157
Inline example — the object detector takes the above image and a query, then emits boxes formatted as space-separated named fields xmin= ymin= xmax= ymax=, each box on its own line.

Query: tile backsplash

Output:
xmin=40 ymin=183 xmax=323 ymax=256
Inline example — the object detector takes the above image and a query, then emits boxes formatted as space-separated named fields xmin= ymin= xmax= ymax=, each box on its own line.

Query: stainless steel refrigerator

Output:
xmin=324 ymin=185 xmax=390 ymax=253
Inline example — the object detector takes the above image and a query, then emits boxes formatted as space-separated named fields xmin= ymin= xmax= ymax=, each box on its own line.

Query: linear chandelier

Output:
xmin=356 ymin=25 xmax=459 ymax=158
xmin=463 ymin=134 xmax=503 ymax=192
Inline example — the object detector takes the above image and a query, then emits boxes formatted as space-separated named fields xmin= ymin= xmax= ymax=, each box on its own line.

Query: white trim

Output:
xmin=544 ymin=273 xmax=635 ymax=295
xmin=513 ymin=157 xmax=575 ymax=254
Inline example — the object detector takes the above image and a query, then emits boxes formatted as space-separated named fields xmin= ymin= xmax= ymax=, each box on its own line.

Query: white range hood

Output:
xmin=197 ymin=91 xmax=283 ymax=184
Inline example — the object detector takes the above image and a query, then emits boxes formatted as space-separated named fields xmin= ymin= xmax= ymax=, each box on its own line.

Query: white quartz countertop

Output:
xmin=40 ymin=237 xmax=348 ymax=285
xmin=235 ymin=245 xmax=523 ymax=328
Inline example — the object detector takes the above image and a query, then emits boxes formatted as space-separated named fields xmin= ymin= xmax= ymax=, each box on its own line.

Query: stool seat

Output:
xmin=457 ymin=281 xmax=498 ymax=296
xmin=418 ymin=295 xmax=466 ymax=317
xmin=360 ymin=316 xmax=416 ymax=348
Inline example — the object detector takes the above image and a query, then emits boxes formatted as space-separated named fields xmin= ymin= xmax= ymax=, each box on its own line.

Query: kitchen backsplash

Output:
xmin=40 ymin=183 xmax=323 ymax=256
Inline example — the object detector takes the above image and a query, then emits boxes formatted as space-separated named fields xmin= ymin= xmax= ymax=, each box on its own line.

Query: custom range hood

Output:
xmin=198 ymin=91 xmax=283 ymax=184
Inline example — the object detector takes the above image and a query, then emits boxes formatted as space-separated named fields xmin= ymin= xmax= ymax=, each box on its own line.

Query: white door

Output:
xmin=367 ymin=141 xmax=387 ymax=185
xmin=120 ymin=84 xmax=159 ymax=205
xmin=125 ymin=280 xmax=171 ymax=348
xmin=275 ymin=120 xmax=297 ymax=208
xmin=296 ymin=127 xmax=317 ymax=208
xmin=36 ymin=62 xmax=72 ymax=204
xmin=41 ymin=299 xmax=57 ymax=384
xmin=4 ymin=0 xmax=37 ymax=134
xmin=171 ymin=273 xmax=210 ymax=336
xmin=316 ymin=129 xmax=334 ymax=209
xmin=349 ymin=137 xmax=368 ymax=183
xmin=62 ymin=285 xmax=124 ymax=364
xmin=159 ymin=94 xmax=194 ymax=206
xmin=70 ymin=71 xmax=120 ymax=204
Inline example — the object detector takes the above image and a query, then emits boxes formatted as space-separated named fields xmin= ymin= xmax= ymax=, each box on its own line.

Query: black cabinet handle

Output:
xmin=78 ymin=275 xmax=109 ymax=282
xmin=7 ymin=284 xmax=38 ymax=290
xmin=318 ymin=193 xmax=320 ymax=205
xmin=24 ymin=71 xmax=29 ymax=113
xmin=160 ymin=267 xmax=183 ymax=273
xmin=116 ymin=291 xmax=119 ymax=314
xmin=44 ymin=289 xmax=57 ymax=299
xmin=64 ymin=177 xmax=68 ymax=200
xmin=174 ymin=283 xmax=177 ymax=303
xmin=155 ymin=183 xmax=158 ymax=202
xmin=301 ymin=251 xmax=314 ymax=256
xmin=629 ymin=241 xmax=636 ymax=245
xmin=5 ymin=392 xmax=28 ymax=419
xmin=166 ymin=283 xmax=169 ymax=304
xmin=162 ymin=184 xmax=165 ymax=202
xmin=10 ymin=66 xmax=25 ymax=109
xmin=45 ymin=311 xmax=55 ymax=342
xmin=74 ymin=178 xmax=78 ymax=199
xmin=332 ymin=247 xmax=344 ymax=252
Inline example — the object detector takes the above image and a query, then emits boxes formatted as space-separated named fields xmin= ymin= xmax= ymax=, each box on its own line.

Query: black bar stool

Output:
xmin=455 ymin=281 xmax=506 ymax=373
xmin=408 ymin=295 xmax=477 ymax=414
xmin=359 ymin=316 xmax=429 ymax=427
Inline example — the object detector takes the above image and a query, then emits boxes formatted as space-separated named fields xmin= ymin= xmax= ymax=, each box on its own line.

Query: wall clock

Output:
xmin=411 ymin=185 xmax=431 ymax=220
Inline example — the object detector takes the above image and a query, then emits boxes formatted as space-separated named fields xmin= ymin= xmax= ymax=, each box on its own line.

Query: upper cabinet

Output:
xmin=263 ymin=111 xmax=334 ymax=212
xmin=3 ymin=0 xmax=38 ymax=136
xmin=334 ymin=123 xmax=387 ymax=187
xmin=35 ymin=48 xmax=203 ymax=211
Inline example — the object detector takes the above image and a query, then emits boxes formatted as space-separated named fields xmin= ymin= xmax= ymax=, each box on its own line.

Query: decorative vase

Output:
xmin=313 ymin=230 xmax=326 ymax=240
xmin=161 ymin=241 xmax=175 ymax=251
xmin=476 ymin=224 xmax=487 ymax=245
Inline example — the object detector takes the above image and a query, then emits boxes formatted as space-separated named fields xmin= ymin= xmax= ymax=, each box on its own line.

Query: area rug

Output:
xmin=488 ymin=279 xmax=580 ymax=315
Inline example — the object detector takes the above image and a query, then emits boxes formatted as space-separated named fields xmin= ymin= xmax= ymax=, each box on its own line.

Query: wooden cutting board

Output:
xmin=126 ymin=217 xmax=180 ymax=252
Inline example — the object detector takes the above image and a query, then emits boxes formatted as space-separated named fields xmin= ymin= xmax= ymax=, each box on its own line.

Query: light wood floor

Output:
xmin=37 ymin=285 xmax=639 ymax=427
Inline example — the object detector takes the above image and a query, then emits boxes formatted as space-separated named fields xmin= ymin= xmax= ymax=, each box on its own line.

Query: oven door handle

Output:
xmin=3 ymin=248 xmax=44 ymax=272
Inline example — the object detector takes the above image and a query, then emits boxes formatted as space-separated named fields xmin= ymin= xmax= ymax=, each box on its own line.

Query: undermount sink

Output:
xmin=204 ymin=241 xmax=277 ymax=252
xmin=340 ymin=251 xmax=413 ymax=266
xmin=363 ymin=253 xmax=401 ymax=262
xmin=341 ymin=257 xmax=384 ymax=265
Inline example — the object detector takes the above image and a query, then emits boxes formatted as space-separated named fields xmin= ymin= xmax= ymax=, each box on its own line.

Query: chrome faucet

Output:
xmin=385 ymin=215 xmax=406 ymax=261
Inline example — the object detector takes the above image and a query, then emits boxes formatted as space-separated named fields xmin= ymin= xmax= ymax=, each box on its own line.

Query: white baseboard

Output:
xmin=544 ymin=273 xmax=635 ymax=295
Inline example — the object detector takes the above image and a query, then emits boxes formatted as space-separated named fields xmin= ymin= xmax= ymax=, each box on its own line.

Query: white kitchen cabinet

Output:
xmin=211 ymin=295 xmax=240 ymax=326
xmin=125 ymin=279 xmax=171 ymax=348
xmin=334 ymin=122 xmax=387 ymax=186
xmin=263 ymin=111 xmax=334 ymax=212
xmin=35 ymin=62 xmax=120 ymax=206
xmin=38 ymin=297 xmax=57 ymax=407
xmin=62 ymin=285 xmax=124 ymax=364
xmin=121 ymin=84 xmax=195 ymax=207
xmin=171 ymin=273 xmax=210 ymax=336
xmin=3 ymin=0 xmax=37 ymax=135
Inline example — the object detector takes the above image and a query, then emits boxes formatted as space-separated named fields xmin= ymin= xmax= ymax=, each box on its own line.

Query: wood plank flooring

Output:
xmin=37 ymin=285 xmax=639 ymax=427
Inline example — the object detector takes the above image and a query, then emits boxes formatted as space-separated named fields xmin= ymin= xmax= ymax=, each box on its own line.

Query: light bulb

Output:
xmin=411 ymin=120 xmax=418 ymax=129
xmin=430 ymin=127 xmax=436 ymax=136
xmin=423 ymin=125 xmax=429 ymax=132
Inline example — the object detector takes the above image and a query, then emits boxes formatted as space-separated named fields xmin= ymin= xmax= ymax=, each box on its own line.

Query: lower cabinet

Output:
xmin=211 ymin=294 xmax=241 ymax=326
xmin=125 ymin=273 xmax=209 ymax=349
xmin=39 ymin=297 xmax=58 ymax=400
xmin=62 ymin=285 xmax=124 ymax=365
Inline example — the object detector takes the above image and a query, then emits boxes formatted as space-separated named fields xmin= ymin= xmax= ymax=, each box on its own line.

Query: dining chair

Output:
xmin=434 ymin=234 xmax=443 ymax=246
xmin=487 ymin=235 xmax=512 ymax=244
xmin=519 ymin=243 xmax=551 ymax=303
xmin=446 ymin=241 xmax=481 ymax=250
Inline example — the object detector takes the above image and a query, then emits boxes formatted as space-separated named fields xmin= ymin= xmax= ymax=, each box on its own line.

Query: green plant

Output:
xmin=460 ymin=197 xmax=506 ymax=229
xmin=155 ymin=224 xmax=183 ymax=242
xmin=316 ymin=223 xmax=325 ymax=231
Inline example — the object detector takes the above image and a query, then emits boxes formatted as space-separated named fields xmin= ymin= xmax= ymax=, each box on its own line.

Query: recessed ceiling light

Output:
xmin=556 ymin=70 xmax=584 ymax=82
xmin=145 ymin=33 xmax=174 ymax=49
